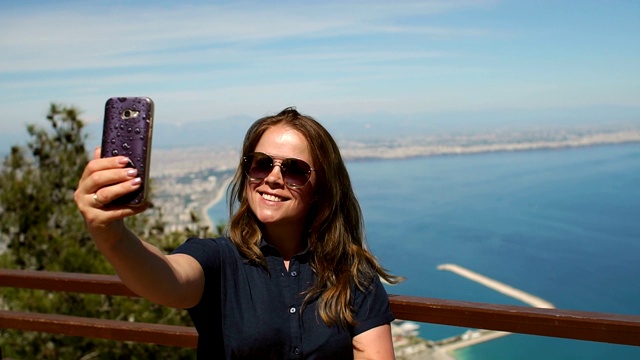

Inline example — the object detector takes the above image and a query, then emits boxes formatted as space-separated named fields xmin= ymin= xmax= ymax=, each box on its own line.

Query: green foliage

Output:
xmin=0 ymin=104 xmax=97 ymax=272
xmin=0 ymin=104 xmax=216 ymax=359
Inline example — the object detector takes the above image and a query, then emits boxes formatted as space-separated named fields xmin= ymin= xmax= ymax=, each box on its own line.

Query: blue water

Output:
xmin=209 ymin=143 xmax=640 ymax=359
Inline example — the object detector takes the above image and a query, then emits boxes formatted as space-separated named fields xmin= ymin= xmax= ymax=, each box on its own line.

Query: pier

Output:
xmin=428 ymin=263 xmax=556 ymax=357
xmin=437 ymin=263 xmax=555 ymax=309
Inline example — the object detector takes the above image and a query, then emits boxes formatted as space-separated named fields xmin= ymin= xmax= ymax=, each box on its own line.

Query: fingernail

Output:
xmin=131 ymin=177 xmax=142 ymax=185
xmin=118 ymin=157 xmax=131 ymax=165
xmin=126 ymin=169 xmax=137 ymax=177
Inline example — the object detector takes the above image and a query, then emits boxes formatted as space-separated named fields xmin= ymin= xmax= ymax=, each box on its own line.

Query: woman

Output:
xmin=75 ymin=107 xmax=400 ymax=359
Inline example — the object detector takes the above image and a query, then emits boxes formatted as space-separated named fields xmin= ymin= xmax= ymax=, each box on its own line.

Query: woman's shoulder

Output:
xmin=172 ymin=236 xmax=243 ymax=272
xmin=172 ymin=236 xmax=237 ymax=257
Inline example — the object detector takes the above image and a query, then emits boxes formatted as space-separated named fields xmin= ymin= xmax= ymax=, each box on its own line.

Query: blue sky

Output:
xmin=1 ymin=0 xmax=639 ymax=147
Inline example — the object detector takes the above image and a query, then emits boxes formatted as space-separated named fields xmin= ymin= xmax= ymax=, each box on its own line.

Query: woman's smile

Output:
xmin=260 ymin=191 xmax=285 ymax=203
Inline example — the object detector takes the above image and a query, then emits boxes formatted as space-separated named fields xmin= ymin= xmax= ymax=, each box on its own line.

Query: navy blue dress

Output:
xmin=173 ymin=237 xmax=394 ymax=359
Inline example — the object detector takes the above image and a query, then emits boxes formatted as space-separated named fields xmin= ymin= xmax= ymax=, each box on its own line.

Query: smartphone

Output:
xmin=100 ymin=97 xmax=154 ymax=206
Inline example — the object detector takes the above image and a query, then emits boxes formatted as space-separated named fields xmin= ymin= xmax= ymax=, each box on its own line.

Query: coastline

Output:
xmin=185 ymin=134 xmax=640 ymax=239
xmin=187 ymin=135 xmax=640 ymax=235
xmin=339 ymin=129 xmax=640 ymax=161
xmin=200 ymin=175 xmax=233 ymax=233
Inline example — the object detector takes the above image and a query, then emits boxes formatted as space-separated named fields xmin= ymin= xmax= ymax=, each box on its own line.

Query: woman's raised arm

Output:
xmin=74 ymin=147 xmax=204 ymax=309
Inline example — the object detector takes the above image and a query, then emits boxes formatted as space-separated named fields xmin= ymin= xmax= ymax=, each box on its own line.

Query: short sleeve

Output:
xmin=352 ymin=275 xmax=395 ymax=336
xmin=171 ymin=237 xmax=224 ymax=280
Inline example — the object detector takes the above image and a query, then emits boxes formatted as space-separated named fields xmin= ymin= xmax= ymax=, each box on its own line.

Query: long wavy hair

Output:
xmin=227 ymin=107 xmax=401 ymax=328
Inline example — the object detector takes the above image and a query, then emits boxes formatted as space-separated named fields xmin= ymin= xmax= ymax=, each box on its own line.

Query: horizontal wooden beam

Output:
xmin=0 ymin=310 xmax=197 ymax=348
xmin=388 ymin=295 xmax=640 ymax=346
xmin=0 ymin=269 xmax=136 ymax=297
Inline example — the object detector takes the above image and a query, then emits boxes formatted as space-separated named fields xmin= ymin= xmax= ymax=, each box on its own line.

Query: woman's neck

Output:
xmin=262 ymin=225 xmax=306 ymax=261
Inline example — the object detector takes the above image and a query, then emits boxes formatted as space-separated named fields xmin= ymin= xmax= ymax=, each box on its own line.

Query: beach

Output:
xmin=199 ymin=175 xmax=233 ymax=234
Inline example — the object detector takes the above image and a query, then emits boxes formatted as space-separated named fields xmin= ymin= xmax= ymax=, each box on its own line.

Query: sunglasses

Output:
xmin=243 ymin=152 xmax=315 ymax=188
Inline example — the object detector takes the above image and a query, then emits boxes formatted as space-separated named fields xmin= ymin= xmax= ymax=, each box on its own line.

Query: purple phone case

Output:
xmin=101 ymin=97 xmax=154 ymax=206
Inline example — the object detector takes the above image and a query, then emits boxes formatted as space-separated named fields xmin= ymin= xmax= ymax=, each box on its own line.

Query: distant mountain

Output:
xmin=2 ymin=105 xmax=638 ymax=156
xmin=152 ymin=105 xmax=640 ymax=150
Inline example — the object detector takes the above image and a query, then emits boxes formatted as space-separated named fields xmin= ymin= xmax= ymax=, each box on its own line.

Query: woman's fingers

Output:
xmin=75 ymin=147 xmax=148 ymax=227
xmin=79 ymin=157 xmax=135 ymax=192
xmin=91 ymin=173 xmax=141 ymax=206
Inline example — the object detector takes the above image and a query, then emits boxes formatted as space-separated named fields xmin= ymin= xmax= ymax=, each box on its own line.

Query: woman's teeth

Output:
xmin=262 ymin=193 xmax=283 ymax=202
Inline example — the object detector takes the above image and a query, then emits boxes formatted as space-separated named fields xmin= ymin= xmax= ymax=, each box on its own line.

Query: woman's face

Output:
xmin=246 ymin=124 xmax=316 ymax=232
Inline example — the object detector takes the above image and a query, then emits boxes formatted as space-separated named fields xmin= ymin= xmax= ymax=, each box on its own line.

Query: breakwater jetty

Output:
xmin=437 ymin=263 xmax=555 ymax=309
xmin=424 ymin=263 xmax=556 ymax=358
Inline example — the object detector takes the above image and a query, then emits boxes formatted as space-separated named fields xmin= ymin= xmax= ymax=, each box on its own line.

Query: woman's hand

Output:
xmin=74 ymin=147 xmax=148 ymax=234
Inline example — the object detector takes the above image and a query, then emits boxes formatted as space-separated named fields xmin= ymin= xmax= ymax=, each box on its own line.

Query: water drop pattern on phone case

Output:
xmin=101 ymin=97 xmax=153 ymax=206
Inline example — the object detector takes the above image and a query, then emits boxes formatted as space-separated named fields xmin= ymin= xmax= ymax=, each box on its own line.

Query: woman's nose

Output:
xmin=264 ymin=162 xmax=284 ymax=185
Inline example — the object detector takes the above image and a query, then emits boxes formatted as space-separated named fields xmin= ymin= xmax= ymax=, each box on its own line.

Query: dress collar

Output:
xmin=259 ymin=238 xmax=310 ymax=257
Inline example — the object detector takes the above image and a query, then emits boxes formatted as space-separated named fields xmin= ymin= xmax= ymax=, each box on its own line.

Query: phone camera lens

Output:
xmin=123 ymin=110 xmax=132 ymax=118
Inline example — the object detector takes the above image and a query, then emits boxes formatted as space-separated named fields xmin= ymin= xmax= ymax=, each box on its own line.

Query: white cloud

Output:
xmin=0 ymin=0 xmax=491 ymax=72
xmin=0 ymin=0 xmax=637 ymax=141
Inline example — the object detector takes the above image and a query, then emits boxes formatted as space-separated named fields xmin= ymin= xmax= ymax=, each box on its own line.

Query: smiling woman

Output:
xmin=74 ymin=106 xmax=402 ymax=359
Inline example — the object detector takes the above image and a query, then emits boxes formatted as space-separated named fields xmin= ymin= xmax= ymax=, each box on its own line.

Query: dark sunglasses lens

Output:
xmin=245 ymin=153 xmax=273 ymax=180
xmin=282 ymin=158 xmax=311 ymax=187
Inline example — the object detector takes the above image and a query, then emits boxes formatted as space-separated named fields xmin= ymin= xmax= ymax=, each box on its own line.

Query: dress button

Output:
xmin=289 ymin=307 xmax=296 ymax=314
xmin=294 ymin=347 xmax=300 ymax=355
xmin=290 ymin=271 xmax=297 ymax=277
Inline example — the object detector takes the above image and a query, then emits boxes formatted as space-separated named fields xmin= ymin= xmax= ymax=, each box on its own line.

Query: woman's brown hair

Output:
xmin=227 ymin=107 xmax=401 ymax=328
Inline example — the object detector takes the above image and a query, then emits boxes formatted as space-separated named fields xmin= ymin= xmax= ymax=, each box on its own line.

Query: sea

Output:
xmin=208 ymin=142 xmax=640 ymax=359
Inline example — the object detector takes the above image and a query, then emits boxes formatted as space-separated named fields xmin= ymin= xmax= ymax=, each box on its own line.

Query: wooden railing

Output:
xmin=1 ymin=269 xmax=639 ymax=349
